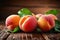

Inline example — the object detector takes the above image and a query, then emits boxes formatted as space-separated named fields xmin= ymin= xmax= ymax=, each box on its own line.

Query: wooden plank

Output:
xmin=0 ymin=0 xmax=59 ymax=7
xmin=0 ymin=31 xmax=5 ymax=37
xmin=43 ymin=33 xmax=60 ymax=40
xmin=0 ymin=22 xmax=60 ymax=40
xmin=0 ymin=7 xmax=60 ymax=21
xmin=32 ymin=33 xmax=44 ymax=40
xmin=7 ymin=33 xmax=44 ymax=40
xmin=1 ymin=7 xmax=58 ymax=14
xmin=7 ymin=34 xmax=13 ymax=40
xmin=0 ymin=7 xmax=59 ymax=15
xmin=0 ymin=22 xmax=10 ymax=40
xmin=42 ymin=33 xmax=51 ymax=40
xmin=0 ymin=32 xmax=10 ymax=40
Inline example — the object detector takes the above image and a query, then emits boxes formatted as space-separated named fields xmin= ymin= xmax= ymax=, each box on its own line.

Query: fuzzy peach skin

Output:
xmin=38 ymin=15 xmax=56 ymax=32
xmin=19 ymin=15 xmax=37 ymax=32
xmin=5 ymin=15 xmax=20 ymax=30
xmin=47 ymin=14 xmax=57 ymax=20
xmin=36 ymin=14 xmax=57 ymax=20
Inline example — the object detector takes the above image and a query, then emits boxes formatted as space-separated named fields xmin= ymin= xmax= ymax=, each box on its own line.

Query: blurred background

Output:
xmin=0 ymin=0 xmax=60 ymax=21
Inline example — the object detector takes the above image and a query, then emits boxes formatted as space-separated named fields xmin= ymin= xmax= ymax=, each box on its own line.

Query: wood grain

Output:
xmin=0 ymin=0 xmax=60 ymax=7
xmin=0 ymin=22 xmax=60 ymax=40
xmin=0 ymin=7 xmax=60 ymax=21
xmin=7 ymin=33 xmax=44 ymax=40
xmin=45 ymin=33 xmax=60 ymax=40
xmin=0 ymin=0 xmax=60 ymax=21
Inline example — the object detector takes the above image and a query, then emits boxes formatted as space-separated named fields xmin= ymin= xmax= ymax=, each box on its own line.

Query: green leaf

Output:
xmin=54 ymin=20 xmax=60 ymax=32
xmin=13 ymin=26 xmax=20 ymax=33
xmin=46 ymin=9 xmax=60 ymax=15
xmin=7 ymin=26 xmax=20 ymax=33
xmin=36 ymin=27 xmax=42 ymax=33
xmin=18 ymin=8 xmax=32 ymax=17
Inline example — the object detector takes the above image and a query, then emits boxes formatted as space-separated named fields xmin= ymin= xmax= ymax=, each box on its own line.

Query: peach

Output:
xmin=5 ymin=15 xmax=20 ymax=30
xmin=19 ymin=15 xmax=37 ymax=32
xmin=38 ymin=15 xmax=55 ymax=32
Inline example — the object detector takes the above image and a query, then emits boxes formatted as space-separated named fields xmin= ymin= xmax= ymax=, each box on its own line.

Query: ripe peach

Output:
xmin=5 ymin=15 xmax=20 ymax=30
xmin=38 ymin=15 xmax=55 ymax=32
xmin=19 ymin=15 xmax=37 ymax=32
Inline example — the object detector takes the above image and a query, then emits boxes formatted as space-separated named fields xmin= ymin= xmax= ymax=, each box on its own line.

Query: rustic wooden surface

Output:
xmin=0 ymin=0 xmax=60 ymax=21
xmin=0 ymin=22 xmax=60 ymax=40
xmin=0 ymin=0 xmax=60 ymax=40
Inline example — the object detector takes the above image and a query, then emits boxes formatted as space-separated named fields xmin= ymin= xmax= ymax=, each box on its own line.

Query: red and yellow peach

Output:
xmin=38 ymin=14 xmax=57 ymax=32
xmin=19 ymin=15 xmax=37 ymax=32
xmin=5 ymin=15 xmax=20 ymax=30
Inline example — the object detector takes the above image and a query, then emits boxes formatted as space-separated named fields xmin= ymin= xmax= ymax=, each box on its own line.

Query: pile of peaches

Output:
xmin=5 ymin=8 xmax=58 ymax=33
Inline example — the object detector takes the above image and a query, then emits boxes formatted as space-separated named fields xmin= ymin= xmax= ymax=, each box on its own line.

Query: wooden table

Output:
xmin=0 ymin=0 xmax=60 ymax=40
xmin=0 ymin=22 xmax=60 ymax=40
